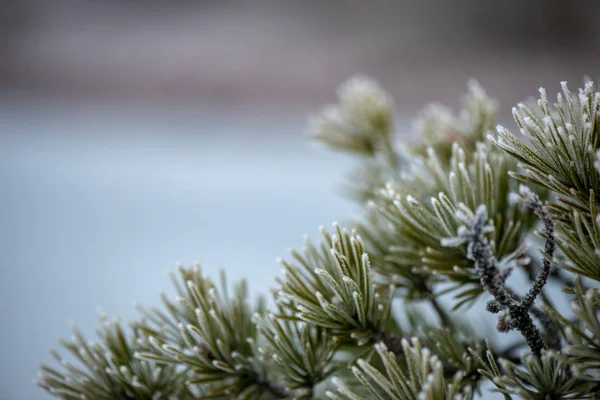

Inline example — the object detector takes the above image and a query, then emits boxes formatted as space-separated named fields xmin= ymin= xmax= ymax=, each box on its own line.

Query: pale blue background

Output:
xmin=0 ymin=97 xmax=358 ymax=399
xmin=1 ymin=1 xmax=597 ymax=398
xmin=0 ymin=94 xmax=572 ymax=400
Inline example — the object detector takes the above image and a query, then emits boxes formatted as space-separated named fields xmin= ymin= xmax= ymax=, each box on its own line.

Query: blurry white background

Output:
xmin=1 ymin=1 xmax=600 ymax=398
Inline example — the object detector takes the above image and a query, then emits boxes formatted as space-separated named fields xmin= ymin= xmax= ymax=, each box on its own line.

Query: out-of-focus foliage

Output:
xmin=411 ymin=79 xmax=498 ymax=161
xmin=472 ymin=341 xmax=598 ymax=400
xmin=553 ymin=200 xmax=600 ymax=282
xmin=309 ymin=76 xmax=395 ymax=163
xmin=547 ymin=278 xmax=600 ymax=378
xmin=493 ymin=351 xmax=596 ymax=399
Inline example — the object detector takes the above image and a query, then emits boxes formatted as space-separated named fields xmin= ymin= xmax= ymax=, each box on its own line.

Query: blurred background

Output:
xmin=1 ymin=1 xmax=600 ymax=398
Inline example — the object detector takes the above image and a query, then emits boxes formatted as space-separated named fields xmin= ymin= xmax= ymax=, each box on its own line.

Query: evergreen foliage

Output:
xmin=37 ymin=314 xmax=189 ymax=399
xmin=39 ymin=76 xmax=600 ymax=399
xmin=277 ymin=224 xmax=395 ymax=348
xmin=327 ymin=339 xmax=473 ymax=400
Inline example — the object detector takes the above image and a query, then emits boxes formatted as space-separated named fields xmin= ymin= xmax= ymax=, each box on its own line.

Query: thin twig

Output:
xmin=520 ymin=189 xmax=555 ymax=310
xmin=503 ymin=287 xmax=562 ymax=351
xmin=442 ymin=200 xmax=550 ymax=357
xmin=523 ymin=258 xmax=555 ymax=309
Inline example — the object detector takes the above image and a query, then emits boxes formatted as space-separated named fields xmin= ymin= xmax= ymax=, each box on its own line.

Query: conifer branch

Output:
xmin=38 ymin=315 xmax=190 ymax=399
xmin=38 ymin=76 xmax=600 ymax=399
xmin=327 ymin=339 xmax=475 ymax=400
xmin=134 ymin=265 xmax=290 ymax=399
xmin=512 ymin=186 xmax=556 ymax=311
xmin=442 ymin=203 xmax=548 ymax=357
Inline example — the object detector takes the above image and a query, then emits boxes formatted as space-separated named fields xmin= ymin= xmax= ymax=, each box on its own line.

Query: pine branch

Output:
xmin=254 ymin=310 xmax=337 ymax=398
xmin=277 ymin=224 xmax=394 ymax=346
xmin=38 ymin=76 xmax=600 ymax=400
xmin=411 ymin=79 xmax=498 ymax=162
xmin=134 ymin=265 xmax=289 ymax=399
xmin=310 ymin=75 xmax=396 ymax=165
xmin=491 ymin=81 xmax=600 ymax=212
xmin=514 ymin=186 xmax=556 ymax=311
xmin=327 ymin=339 xmax=475 ymax=400
xmin=442 ymin=202 xmax=550 ymax=357
xmin=38 ymin=315 xmax=189 ymax=400
xmin=545 ymin=277 xmax=600 ymax=377
xmin=374 ymin=142 xmax=536 ymax=309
